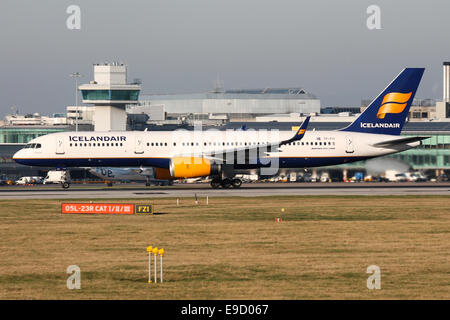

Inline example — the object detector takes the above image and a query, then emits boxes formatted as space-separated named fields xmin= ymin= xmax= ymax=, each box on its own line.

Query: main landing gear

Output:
xmin=210 ymin=177 xmax=242 ymax=189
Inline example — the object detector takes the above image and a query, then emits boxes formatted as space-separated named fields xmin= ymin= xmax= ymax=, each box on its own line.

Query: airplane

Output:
xmin=13 ymin=68 xmax=428 ymax=189
xmin=88 ymin=167 xmax=173 ymax=186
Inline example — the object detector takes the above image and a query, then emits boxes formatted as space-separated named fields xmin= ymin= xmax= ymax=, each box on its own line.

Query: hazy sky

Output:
xmin=1 ymin=0 xmax=449 ymax=118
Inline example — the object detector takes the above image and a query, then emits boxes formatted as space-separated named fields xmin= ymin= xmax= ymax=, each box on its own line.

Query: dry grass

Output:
xmin=0 ymin=195 xmax=449 ymax=299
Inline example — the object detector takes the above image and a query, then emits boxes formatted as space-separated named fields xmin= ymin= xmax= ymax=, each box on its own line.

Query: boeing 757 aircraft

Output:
xmin=13 ymin=68 xmax=428 ymax=188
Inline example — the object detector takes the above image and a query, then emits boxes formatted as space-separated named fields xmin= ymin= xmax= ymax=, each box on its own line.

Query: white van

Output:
xmin=15 ymin=176 xmax=33 ymax=185
xmin=43 ymin=170 xmax=71 ymax=185
xmin=385 ymin=170 xmax=407 ymax=182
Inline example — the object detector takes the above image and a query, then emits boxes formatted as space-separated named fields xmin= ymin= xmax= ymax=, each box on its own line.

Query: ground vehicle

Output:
xmin=43 ymin=170 xmax=71 ymax=188
xmin=31 ymin=176 xmax=44 ymax=184
xmin=320 ymin=172 xmax=330 ymax=182
xmin=15 ymin=177 xmax=31 ymax=185
xmin=15 ymin=176 xmax=43 ymax=185
xmin=289 ymin=172 xmax=297 ymax=182
xmin=384 ymin=170 xmax=407 ymax=182
xmin=43 ymin=170 xmax=70 ymax=185
xmin=415 ymin=172 xmax=427 ymax=182
xmin=404 ymin=171 xmax=427 ymax=182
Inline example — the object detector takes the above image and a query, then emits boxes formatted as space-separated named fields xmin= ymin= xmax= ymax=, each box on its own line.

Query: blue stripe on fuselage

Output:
xmin=14 ymin=156 xmax=370 ymax=169
xmin=13 ymin=157 xmax=170 ymax=168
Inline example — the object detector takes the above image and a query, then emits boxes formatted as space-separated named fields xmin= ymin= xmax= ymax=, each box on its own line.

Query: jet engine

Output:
xmin=168 ymin=157 xmax=221 ymax=179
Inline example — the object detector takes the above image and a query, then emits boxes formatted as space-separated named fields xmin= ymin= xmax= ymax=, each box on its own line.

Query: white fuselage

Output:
xmin=12 ymin=130 xmax=419 ymax=171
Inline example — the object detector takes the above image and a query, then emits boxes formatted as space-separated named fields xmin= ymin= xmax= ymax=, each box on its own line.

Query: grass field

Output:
xmin=0 ymin=195 xmax=449 ymax=299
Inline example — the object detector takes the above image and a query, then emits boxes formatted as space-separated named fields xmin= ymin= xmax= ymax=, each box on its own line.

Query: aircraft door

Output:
xmin=55 ymin=136 xmax=65 ymax=154
xmin=134 ymin=133 xmax=144 ymax=154
xmin=345 ymin=136 xmax=354 ymax=153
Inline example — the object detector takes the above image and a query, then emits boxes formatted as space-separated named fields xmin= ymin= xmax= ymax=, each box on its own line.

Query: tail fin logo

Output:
xmin=376 ymin=92 xmax=412 ymax=119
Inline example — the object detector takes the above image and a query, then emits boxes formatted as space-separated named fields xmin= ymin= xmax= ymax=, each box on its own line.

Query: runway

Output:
xmin=1 ymin=182 xmax=449 ymax=199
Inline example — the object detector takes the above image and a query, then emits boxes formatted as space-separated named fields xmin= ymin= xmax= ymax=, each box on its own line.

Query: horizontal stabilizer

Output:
xmin=372 ymin=136 xmax=429 ymax=148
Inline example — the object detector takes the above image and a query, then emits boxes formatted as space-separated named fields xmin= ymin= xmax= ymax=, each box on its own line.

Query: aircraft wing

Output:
xmin=173 ymin=116 xmax=310 ymax=163
xmin=372 ymin=136 xmax=429 ymax=148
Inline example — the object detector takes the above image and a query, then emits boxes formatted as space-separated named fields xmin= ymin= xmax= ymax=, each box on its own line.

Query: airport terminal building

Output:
xmin=131 ymin=87 xmax=320 ymax=122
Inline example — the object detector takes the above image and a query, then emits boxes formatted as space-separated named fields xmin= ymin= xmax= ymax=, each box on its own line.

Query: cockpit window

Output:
xmin=24 ymin=143 xmax=41 ymax=149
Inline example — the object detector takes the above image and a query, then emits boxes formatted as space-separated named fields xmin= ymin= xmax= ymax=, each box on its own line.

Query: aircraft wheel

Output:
xmin=210 ymin=178 xmax=221 ymax=189
xmin=232 ymin=178 xmax=242 ymax=188
xmin=62 ymin=182 xmax=70 ymax=189
xmin=221 ymin=178 xmax=233 ymax=189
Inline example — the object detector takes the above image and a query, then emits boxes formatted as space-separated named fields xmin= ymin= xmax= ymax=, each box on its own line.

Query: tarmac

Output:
xmin=0 ymin=182 xmax=449 ymax=199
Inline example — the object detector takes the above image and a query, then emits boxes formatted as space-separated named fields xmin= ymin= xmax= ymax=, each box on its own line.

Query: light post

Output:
xmin=70 ymin=72 xmax=83 ymax=131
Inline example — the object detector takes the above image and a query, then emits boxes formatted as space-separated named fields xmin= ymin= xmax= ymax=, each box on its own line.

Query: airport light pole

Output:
xmin=70 ymin=72 xmax=83 ymax=132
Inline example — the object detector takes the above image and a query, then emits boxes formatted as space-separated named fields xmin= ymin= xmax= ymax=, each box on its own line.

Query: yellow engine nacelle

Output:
xmin=168 ymin=157 xmax=221 ymax=179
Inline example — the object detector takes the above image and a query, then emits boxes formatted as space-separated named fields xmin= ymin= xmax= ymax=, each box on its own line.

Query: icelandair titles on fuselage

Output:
xmin=69 ymin=136 xmax=127 ymax=142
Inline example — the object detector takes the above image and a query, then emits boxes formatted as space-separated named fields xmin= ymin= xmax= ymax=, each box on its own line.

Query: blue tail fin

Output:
xmin=340 ymin=68 xmax=425 ymax=135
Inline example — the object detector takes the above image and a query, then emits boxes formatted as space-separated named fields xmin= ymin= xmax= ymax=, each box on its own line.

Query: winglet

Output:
xmin=282 ymin=116 xmax=310 ymax=145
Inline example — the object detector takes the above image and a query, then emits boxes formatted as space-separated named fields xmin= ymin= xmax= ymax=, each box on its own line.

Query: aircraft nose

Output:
xmin=12 ymin=149 xmax=24 ymax=162
xmin=12 ymin=150 xmax=20 ymax=160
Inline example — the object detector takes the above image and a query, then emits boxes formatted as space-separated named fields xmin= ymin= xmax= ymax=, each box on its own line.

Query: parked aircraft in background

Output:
xmin=88 ymin=167 xmax=172 ymax=186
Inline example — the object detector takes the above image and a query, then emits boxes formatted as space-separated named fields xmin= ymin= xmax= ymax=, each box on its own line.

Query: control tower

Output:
xmin=79 ymin=63 xmax=141 ymax=131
